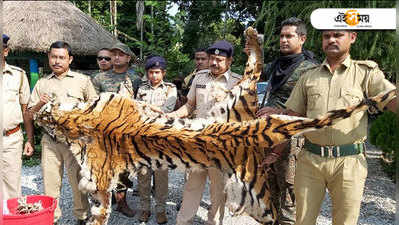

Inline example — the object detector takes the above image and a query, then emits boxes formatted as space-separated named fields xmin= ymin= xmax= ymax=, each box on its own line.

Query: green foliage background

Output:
xmin=70 ymin=0 xmax=396 ymax=82
xmin=369 ymin=111 xmax=399 ymax=181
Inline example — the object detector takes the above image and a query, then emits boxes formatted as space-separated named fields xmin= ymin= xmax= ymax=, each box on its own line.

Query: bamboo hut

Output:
xmin=3 ymin=1 xmax=119 ymax=83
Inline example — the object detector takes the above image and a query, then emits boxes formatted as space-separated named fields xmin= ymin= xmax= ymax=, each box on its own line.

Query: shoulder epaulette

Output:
xmin=8 ymin=65 xmax=25 ymax=72
xmin=196 ymin=69 xmax=209 ymax=75
xmin=354 ymin=60 xmax=378 ymax=69
xmin=195 ymin=70 xmax=210 ymax=79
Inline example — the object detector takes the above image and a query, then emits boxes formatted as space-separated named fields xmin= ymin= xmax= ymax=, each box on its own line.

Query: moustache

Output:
xmin=327 ymin=45 xmax=339 ymax=50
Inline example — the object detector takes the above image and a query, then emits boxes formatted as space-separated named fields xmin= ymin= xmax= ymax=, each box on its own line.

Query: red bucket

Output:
xmin=4 ymin=195 xmax=57 ymax=225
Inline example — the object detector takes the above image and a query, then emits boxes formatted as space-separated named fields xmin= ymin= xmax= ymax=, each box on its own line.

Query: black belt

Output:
xmin=304 ymin=139 xmax=364 ymax=158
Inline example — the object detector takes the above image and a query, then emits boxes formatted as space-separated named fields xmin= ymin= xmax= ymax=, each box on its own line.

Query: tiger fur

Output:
xmin=33 ymin=26 xmax=396 ymax=225
xmin=35 ymin=88 xmax=395 ymax=225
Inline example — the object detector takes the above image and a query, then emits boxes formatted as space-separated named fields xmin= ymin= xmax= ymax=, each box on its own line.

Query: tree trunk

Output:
xmin=110 ymin=0 xmax=117 ymax=37
xmin=151 ymin=5 xmax=154 ymax=35
xmin=88 ymin=0 xmax=92 ymax=16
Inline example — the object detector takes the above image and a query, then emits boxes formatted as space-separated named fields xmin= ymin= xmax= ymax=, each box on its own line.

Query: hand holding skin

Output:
xmin=148 ymin=104 xmax=163 ymax=114
xmin=258 ymin=141 xmax=288 ymax=172
xmin=23 ymin=141 xmax=34 ymax=156
xmin=256 ymin=107 xmax=282 ymax=118
xmin=166 ymin=111 xmax=177 ymax=118
xmin=39 ymin=94 xmax=51 ymax=106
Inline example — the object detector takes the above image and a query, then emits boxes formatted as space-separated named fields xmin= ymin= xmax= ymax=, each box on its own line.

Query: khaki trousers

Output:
xmin=138 ymin=168 xmax=168 ymax=213
xmin=1 ymin=130 xmax=23 ymax=200
xmin=176 ymin=168 xmax=226 ymax=225
xmin=41 ymin=134 xmax=89 ymax=221
xmin=294 ymin=150 xmax=367 ymax=225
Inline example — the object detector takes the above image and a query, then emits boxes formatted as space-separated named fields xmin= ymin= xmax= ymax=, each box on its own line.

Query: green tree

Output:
xmin=72 ymin=0 xmax=396 ymax=82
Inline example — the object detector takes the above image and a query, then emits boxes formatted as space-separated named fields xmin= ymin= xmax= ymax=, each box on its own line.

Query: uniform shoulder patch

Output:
xmin=354 ymin=60 xmax=378 ymax=69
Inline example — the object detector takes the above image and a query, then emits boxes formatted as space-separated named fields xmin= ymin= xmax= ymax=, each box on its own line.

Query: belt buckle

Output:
xmin=321 ymin=146 xmax=335 ymax=158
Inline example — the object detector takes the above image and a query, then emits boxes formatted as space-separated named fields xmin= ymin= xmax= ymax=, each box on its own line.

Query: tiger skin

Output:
xmin=33 ymin=26 xmax=396 ymax=225
xmin=35 ymin=88 xmax=395 ymax=225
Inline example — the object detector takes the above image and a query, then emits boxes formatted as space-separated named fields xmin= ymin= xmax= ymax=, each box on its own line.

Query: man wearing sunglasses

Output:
xmin=96 ymin=48 xmax=113 ymax=72
xmin=92 ymin=43 xmax=142 ymax=97
xmin=91 ymin=42 xmax=142 ymax=217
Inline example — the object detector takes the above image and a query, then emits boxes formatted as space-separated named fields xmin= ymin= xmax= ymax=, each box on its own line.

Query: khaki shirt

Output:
xmin=187 ymin=69 xmax=241 ymax=119
xmin=2 ymin=63 xmax=31 ymax=131
xmin=29 ymin=70 xmax=98 ymax=108
xmin=136 ymin=81 xmax=177 ymax=113
xmin=285 ymin=56 xmax=396 ymax=146
xmin=182 ymin=69 xmax=209 ymax=92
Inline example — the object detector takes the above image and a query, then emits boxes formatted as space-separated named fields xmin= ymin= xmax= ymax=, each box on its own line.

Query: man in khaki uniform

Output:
xmin=170 ymin=40 xmax=241 ymax=225
xmin=1 ymin=34 xmax=35 ymax=201
xmin=29 ymin=41 xmax=97 ymax=225
xmin=181 ymin=47 xmax=209 ymax=96
xmin=271 ymin=31 xmax=396 ymax=225
xmin=136 ymin=56 xmax=177 ymax=224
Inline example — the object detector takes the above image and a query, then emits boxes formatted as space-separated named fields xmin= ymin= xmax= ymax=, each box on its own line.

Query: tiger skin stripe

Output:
xmin=35 ymin=88 xmax=395 ymax=225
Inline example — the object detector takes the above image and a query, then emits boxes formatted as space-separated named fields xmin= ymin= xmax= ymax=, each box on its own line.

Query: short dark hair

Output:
xmin=195 ymin=47 xmax=208 ymax=53
xmin=49 ymin=41 xmax=72 ymax=56
xmin=281 ymin=17 xmax=307 ymax=36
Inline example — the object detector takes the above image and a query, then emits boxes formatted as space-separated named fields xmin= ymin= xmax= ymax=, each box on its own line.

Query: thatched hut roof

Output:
xmin=3 ymin=1 xmax=119 ymax=56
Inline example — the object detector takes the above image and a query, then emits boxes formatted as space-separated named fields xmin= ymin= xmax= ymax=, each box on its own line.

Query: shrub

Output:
xmin=369 ymin=111 xmax=399 ymax=181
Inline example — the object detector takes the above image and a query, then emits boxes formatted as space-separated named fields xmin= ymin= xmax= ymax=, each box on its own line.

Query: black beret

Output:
xmin=145 ymin=56 xmax=167 ymax=70
xmin=3 ymin=34 xmax=10 ymax=45
xmin=206 ymin=40 xmax=233 ymax=57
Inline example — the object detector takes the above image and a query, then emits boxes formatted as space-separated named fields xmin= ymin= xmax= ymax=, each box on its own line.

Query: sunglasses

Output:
xmin=97 ymin=56 xmax=111 ymax=61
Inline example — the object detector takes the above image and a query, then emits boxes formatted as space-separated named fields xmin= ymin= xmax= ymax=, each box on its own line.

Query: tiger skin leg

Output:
xmin=86 ymin=190 xmax=112 ymax=225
